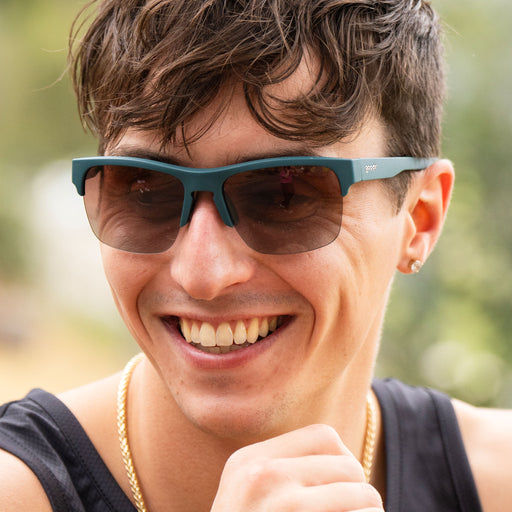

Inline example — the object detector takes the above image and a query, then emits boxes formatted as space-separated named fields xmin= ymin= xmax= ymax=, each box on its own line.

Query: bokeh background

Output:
xmin=1 ymin=0 xmax=511 ymax=407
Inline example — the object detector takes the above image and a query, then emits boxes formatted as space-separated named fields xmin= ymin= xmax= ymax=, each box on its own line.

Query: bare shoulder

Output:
xmin=0 ymin=449 xmax=53 ymax=511
xmin=453 ymin=399 xmax=512 ymax=512
xmin=58 ymin=371 xmax=121 ymax=426
xmin=0 ymin=374 xmax=124 ymax=511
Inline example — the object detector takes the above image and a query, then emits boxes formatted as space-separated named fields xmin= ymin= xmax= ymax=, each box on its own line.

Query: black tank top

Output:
xmin=372 ymin=379 xmax=483 ymax=512
xmin=0 ymin=379 xmax=482 ymax=511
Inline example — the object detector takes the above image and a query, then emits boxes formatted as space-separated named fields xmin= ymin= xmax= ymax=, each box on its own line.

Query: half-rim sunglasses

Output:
xmin=72 ymin=155 xmax=436 ymax=255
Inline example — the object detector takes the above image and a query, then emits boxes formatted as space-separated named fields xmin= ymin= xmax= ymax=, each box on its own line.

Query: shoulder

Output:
xmin=58 ymin=372 xmax=131 ymax=494
xmin=58 ymin=372 xmax=124 ymax=470
xmin=58 ymin=372 xmax=120 ymax=430
xmin=0 ymin=449 xmax=53 ymax=511
xmin=453 ymin=399 xmax=512 ymax=512
xmin=0 ymin=374 xmax=122 ymax=511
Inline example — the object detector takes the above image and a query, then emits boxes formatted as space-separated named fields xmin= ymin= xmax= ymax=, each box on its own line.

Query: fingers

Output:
xmin=230 ymin=423 xmax=350 ymax=460
xmin=212 ymin=424 xmax=385 ymax=512
xmin=293 ymin=482 xmax=384 ymax=511
xmin=242 ymin=454 xmax=366 ymax=488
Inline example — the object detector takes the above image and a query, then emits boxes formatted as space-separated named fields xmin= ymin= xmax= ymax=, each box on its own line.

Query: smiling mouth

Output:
xmin=178 ymin=316 xmax=285 ymax=354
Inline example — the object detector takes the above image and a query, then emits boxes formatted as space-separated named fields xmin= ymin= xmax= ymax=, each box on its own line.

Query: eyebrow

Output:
xmin=108 ymin=147 xmax=186 ymax=166
xmin=235 ymin=145 xmax=322 ymax=162
xmin=108 ymin=145 xmax=323 ymax=167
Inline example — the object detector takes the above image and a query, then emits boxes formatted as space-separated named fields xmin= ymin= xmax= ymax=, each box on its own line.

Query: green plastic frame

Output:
xmin=72 ymin=155 xmax=436 ymax=228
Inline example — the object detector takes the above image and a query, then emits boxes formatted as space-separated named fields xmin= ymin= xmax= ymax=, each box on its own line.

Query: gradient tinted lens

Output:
xmin=83 ymin=163 xmax=343 ymax=254
xmin=83 ymin=165 xmax=184 ymax=253
xmin=225 ymin=165 xmax=343 ymax=254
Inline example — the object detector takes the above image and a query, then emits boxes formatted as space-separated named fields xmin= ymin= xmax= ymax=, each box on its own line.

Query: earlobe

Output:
xmin=397 ymin=159 xmax=455 ymax=274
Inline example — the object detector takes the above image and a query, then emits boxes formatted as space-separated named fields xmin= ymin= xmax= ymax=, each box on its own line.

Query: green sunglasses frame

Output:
xmin=72 ymin=155 xmax=436 ymax=229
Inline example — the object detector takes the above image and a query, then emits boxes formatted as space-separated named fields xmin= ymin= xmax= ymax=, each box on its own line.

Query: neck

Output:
xmin=125 ymin=357 xmax=381 ymax=512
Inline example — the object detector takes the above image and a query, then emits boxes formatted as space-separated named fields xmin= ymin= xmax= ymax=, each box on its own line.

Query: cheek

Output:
xmin=100 ymin=246 xmax=159 ymax=335
xmin=299 ymin=210 xmax=403 ymax=342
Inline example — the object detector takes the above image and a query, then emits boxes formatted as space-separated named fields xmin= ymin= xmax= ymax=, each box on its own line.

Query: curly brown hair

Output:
xmin=69 ymin=0 xmax=445 ymax=204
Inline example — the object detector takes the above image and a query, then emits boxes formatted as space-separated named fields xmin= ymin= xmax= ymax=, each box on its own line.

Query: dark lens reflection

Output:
xmin=224 ymin=166 xmax=343 ymax=254
xmin=83 ymin=164 xmax=343 ymax=255
xmin=83 ymin=165 xmax=184 ymax=253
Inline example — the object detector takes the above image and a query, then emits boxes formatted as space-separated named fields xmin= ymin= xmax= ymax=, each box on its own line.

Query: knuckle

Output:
xmin=224 ymin=447 xmax=249 ymax=469
xmin=306 ymin=423 xmax=339 ymax=438
xmin=331 ymin=452 xmax=366 ymax=483
xmin=225 ymin=439 xmax=267 ymax=467
xmin=360 ymin=482 xmax=384 ymax=507
xmin=270 ymin=493 xmax=299 ymax=512
xmin=331 ymin=453 xmax=366 ymax=482
xmin=305 ymin=423 xmax=345 ymax=450
xmin=247 ymin=458 xmax=287 ymax=486
xmin=223 ymin=446 xmax=263 ymax=481
xmin=343 ymin=458 xmax=366 ymax=482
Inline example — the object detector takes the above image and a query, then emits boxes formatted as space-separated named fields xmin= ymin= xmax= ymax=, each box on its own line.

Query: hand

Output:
xmin=211 ymin=424 xmax=384 ymax=511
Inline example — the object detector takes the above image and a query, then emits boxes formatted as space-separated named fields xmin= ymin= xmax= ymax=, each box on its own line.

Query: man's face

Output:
xmin=101 ymin=88 xmax=410 ymax=441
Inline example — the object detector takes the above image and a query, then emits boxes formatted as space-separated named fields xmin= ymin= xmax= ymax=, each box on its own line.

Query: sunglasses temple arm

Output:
xmin=355 ymin=157 xmax=437 ymax=183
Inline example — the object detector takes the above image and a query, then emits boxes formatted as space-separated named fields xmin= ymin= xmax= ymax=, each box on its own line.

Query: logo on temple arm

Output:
xmin=365 ymin=164 xmax=378 ymax=173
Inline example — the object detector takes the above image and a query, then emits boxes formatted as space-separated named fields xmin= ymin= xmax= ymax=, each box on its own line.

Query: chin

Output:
xmin=176 ymin=392 xmax=295 ymax=444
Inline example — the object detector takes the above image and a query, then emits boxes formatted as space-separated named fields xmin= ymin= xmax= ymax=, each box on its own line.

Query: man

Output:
xmin=0 ymin=0 xmax=510 ymax=510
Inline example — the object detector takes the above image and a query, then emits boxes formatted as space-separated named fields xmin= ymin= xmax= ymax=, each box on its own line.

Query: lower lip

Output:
xmin=161 ymin=317 xmax=289 ymax=370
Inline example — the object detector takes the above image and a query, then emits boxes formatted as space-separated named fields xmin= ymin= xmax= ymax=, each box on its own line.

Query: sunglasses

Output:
xmin=72 ymin=155 xmax=436 ymax=255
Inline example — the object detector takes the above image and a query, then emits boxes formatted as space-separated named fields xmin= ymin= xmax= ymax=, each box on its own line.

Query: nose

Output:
xmin=170 ymin=193 xmax=255 ymax=300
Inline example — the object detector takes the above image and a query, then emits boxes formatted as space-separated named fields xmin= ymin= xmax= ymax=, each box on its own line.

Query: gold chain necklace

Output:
xmin=117 ymin=353 xmax=147 ymax=512
xmin=363 ymin=390 xmax=377 ymax=484
xmin=117 ymin=353 xmax=377 ymax=512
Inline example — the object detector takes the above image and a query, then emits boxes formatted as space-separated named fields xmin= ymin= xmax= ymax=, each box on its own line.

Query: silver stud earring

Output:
xmin=409 ymin=259 xmax=422 ymax=273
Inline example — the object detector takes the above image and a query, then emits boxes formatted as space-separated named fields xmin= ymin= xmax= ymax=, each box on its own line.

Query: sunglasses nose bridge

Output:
xmin=179 ymin=181 xmax=235 ymax=228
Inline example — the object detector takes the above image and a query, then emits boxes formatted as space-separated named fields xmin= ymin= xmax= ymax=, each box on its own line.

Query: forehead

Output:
xmin=107 ymin=69 xmax=388 ymax=165
xmin=109 ymin=118 xmax=388 ymax=169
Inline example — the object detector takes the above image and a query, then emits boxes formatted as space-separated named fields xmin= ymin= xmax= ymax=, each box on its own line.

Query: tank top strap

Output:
xmin=372 ymin=378 xmax=483 ymax=512
xmin=0 ymin=389 xmax=135 ymax=511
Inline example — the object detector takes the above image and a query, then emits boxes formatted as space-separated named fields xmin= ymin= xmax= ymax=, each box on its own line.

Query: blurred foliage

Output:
xmin=0 ymin=0 xmax=95 ymax=282
xmin=0 ymin=0 xmax=511 ymax=405
xmin=379 ymin=0 xmax=512 ymax=406
xmin=0 ymin=0 xmax=94 ymax=168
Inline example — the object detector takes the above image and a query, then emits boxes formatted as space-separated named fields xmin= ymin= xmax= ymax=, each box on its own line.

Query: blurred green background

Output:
xmin=0 ymin=0 xmax=511 ymax=406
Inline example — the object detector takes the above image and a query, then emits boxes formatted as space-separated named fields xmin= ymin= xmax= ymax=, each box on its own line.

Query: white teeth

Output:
xmin=199 ymin=322 xmax=216 ymax=347
xmin=191 ymin=322 xmax=200 ymax=343
xmin=178 ymin=316 xmax=282 ymax=352
xmin=259 ymin=318 xmax=269 ymax=338
xmin=247 ymin=318 xmax=259 ymax=344
xmin=216 ymin=323 xmax=234 ymax=346
xmin=234 ymin=321 xmax=247 ymax=345
xmin=181 ymin=318 xmax=192 ymax=342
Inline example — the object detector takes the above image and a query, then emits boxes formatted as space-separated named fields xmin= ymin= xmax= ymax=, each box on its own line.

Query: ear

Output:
xmin=397 ymin=159 xmax=455 ymax=274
